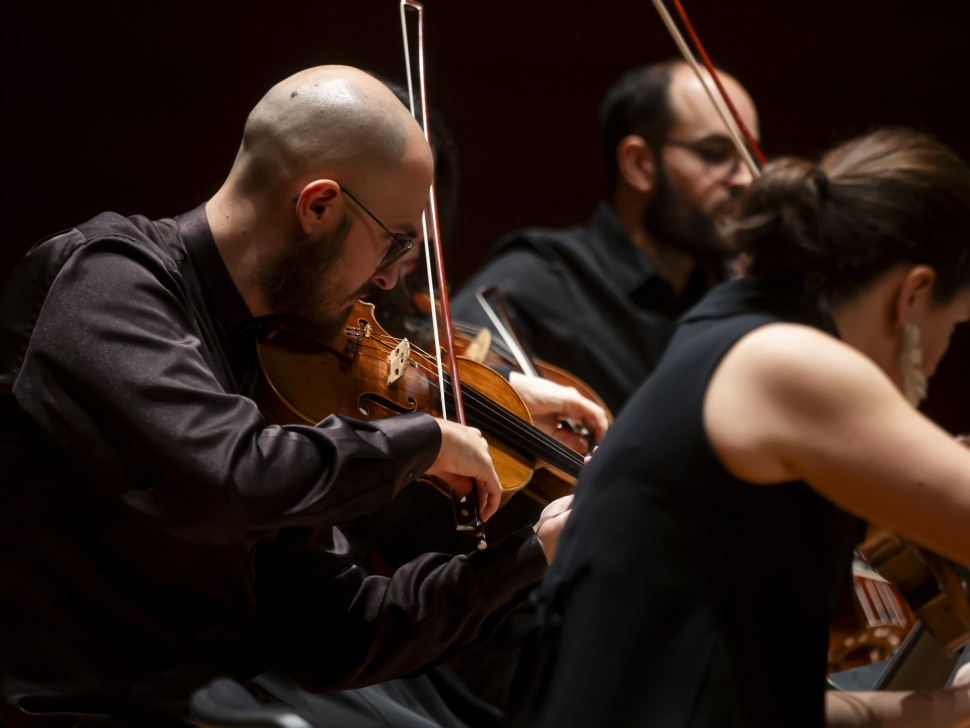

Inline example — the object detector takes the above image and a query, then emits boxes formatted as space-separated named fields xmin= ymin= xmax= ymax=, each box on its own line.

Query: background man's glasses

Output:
xmin=663 ymin=138 xmax=743 ymax=180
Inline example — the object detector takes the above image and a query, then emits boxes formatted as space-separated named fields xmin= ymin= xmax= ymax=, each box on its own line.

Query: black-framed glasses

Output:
xmin=292 ymin=186 xmax=414 ymax=270
xmin=662 ymin=138 xmax=743 ymax=181
xmin=340 ymin=187 xmax=414 ymax=270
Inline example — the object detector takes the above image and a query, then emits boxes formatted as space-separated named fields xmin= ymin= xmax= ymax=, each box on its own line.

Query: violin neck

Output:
xmin=442 ymin=377 xmax=584 ymax=478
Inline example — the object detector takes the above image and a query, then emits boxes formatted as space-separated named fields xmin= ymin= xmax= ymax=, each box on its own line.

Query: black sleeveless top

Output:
xmin=508 ymin=276 xmax=865 ymax=727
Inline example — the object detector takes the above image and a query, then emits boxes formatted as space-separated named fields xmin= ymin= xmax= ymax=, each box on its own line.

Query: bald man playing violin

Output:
xmin=0 ymin=65 xmax=577 ymax=728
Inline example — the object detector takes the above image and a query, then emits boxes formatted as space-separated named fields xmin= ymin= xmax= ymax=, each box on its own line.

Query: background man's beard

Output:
xmin=258 ymin=216 xmax=352 ymax=340
xmin=642 ymin=165 xmax=732 ymax=260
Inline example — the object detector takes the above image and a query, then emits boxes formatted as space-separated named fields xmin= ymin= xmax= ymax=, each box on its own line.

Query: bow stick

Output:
xmin=651 ymin=0 xmax=764 ymax=178
xmin=400 ymin=0 xmax=487 ymax=549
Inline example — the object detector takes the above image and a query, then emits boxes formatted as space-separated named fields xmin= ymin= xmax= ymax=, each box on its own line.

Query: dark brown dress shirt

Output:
xmin=0 ymin=205 xmax=547 ymax=727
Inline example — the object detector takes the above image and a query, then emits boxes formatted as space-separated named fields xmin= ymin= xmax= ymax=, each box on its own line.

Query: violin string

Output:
xmin=349 ymin=331 xmax=580 ymax=468
xmin=348 ymin=333 xmax=585 ymax=474
xmin=348 ymin=337 xmax=584 ymax=473
xmin=352 ymin=343 xmax=584 ymax=477
xmin=355 ymin=336 xmax=576 ymax=467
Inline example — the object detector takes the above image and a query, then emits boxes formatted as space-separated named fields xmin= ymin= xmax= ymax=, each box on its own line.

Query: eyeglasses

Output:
xmin=340 ymin=187 xmax=414 ymax=270
xmin=292 ymin=186 xmax=414 ymax=270
xmin=662 ymin=138 xmax=744 ymax=181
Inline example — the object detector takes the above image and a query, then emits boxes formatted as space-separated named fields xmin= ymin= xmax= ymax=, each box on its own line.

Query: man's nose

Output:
xmin=371 ymin=260 xmax=403 ymax=291
xmin=727 ymin=158 xmax=756 ymax=190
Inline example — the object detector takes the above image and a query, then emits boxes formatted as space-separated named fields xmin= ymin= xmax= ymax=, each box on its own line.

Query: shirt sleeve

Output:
xmin=13 ymin=236 xmax=441 ymax=543
xmin=254 ymin=523 xmax=549 ymax=689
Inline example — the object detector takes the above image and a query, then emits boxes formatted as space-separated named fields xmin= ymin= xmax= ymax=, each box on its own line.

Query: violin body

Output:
xmin=858 ymin=527 xmax=970 ymax=654
xmin=255 ymin=302 xmax=583 ymax=506
xmin=828 ymin=559 xmax=915 ymax=673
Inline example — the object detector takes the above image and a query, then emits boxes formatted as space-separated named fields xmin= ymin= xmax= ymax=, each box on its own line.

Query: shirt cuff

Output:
xmin=467 ymin=525 xmax=548 ymax=607
xmin=374 ymin=412 xmax=442 ymax=497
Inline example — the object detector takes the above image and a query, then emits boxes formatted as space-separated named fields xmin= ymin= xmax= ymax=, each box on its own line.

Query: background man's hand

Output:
xmin=509 ymin=372 xmax=609 ymax=452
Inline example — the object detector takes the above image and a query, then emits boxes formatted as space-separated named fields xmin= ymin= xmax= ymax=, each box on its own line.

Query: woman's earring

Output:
xmin=898 ymin=321 xmax=927 ymax=406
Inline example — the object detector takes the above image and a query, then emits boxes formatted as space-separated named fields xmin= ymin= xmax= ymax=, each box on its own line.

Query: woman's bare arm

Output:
xmin=826 ymin=687 xmax=970 ymax=727
xmin=705 ymin=323 xmax=970 ymax=566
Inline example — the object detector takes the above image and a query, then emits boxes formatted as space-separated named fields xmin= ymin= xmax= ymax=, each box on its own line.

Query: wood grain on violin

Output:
xmin=255 ymin=301 xmax=585 ymax=506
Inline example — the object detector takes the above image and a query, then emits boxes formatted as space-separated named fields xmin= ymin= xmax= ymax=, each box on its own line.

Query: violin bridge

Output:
xmin=465 ymin=327 xmax=492 ymax=364
xmin=387 ymin=337 xmax=411 ymax=385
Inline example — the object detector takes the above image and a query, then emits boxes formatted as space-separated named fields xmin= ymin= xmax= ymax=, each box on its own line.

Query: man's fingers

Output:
xmin=477 ymin=474 xmax=501 ymax=522
xmin=543 ymin=493 xmax=574 ymax=519
xmin=509 ymin=373 xmax=610 ymax=444
xmin=434 ymin=472 xmax=472 ymax=497
xmin=430 ymin=418 xmax=502 ymax=522
xmin=558 ymin=393 xmax=610 ymax=444
xmin=551 ymin=423 xmax=593 ymax=454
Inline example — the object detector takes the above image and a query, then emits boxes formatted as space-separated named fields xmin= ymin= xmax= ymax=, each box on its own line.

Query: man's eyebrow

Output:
xmin=694 ymin=133 xmax=733 ymax=145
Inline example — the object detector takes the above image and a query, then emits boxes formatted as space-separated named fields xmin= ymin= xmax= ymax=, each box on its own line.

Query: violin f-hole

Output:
xmin=357 ymin=393 xmax=418 ymax=417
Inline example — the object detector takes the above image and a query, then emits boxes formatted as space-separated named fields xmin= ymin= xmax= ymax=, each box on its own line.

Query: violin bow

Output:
xmin=474 ymin=287 xmax=540 ymax=378
xmin=400 ymin=0 xmax=487 ymax=549
xmin=650 ymin=0 xmax=764 ymax=178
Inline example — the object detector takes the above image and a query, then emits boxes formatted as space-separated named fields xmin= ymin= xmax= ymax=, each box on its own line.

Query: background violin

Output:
xmin=412 ymin=291 xmax=613 ymax=419
xmin=851 ymin=527 xmax=970 ymax=688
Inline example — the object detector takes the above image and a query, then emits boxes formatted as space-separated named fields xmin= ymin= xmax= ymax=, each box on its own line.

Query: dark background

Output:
xmin=5 ymin=0 xmax=969 ymax=430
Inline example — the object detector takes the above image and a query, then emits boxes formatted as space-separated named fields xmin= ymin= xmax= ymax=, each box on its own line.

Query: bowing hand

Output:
xmin=426 ymin=418 xmax=502 ymax=521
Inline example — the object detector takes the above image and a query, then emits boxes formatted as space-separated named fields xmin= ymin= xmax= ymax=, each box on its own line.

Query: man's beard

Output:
xmin=642 ymin=163 xmax=735 ymax=261
xmin=257 ymin=214 xmax=372 ymax=341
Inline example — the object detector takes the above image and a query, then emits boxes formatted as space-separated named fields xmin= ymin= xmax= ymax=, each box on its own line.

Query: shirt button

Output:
xmin=406 ymin=471 xmax=414 ymax=481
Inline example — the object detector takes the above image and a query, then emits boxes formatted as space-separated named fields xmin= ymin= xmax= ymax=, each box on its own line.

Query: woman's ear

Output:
xmin=293 ymin=179 xmax=342 ymax=235
xmin=894 ymin=265 xmax=937 ymax=327
xmin=616 ymin=135 xmax=657 ymax=195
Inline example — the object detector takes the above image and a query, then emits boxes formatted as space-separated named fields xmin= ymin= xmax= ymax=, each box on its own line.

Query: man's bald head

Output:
xmin=228 ymin=65 xmax=428 ymax=197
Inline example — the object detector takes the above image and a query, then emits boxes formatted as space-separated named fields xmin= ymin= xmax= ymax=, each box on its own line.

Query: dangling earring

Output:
xmin=898 ymin=321 xmax=928 ymax=407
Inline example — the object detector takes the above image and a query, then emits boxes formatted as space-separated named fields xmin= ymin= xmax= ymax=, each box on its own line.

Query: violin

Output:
xmin=254 ymin=301 xmax=585 ymax=508
xmin=827 ymin=558 xmax=915 ymax=673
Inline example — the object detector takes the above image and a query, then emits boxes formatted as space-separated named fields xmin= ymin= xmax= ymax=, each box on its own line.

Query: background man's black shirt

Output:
xmin=452 ymin=203 xmax=715 ymax=415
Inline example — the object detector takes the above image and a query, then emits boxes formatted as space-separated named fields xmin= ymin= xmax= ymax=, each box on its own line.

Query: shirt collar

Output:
xmin=176 ymin=203 xmax=260 ymax=346
xmin=589 ymin=202 xmax=715 ymax=314
xmin=586 ymin=201 xmax=664 ymax=297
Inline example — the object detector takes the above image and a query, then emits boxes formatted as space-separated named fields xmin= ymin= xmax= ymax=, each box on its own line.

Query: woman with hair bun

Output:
xmin=509 ymin=128 xmax=970 ymax=727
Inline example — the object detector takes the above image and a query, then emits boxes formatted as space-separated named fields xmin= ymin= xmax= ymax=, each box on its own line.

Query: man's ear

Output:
xmin=616 ymin=135 xmax=657 ymax=195
xmin=894 ymin=264 xmax=936 ymax=328
xmin=293 ymin=179 xmax=342 ymax=235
